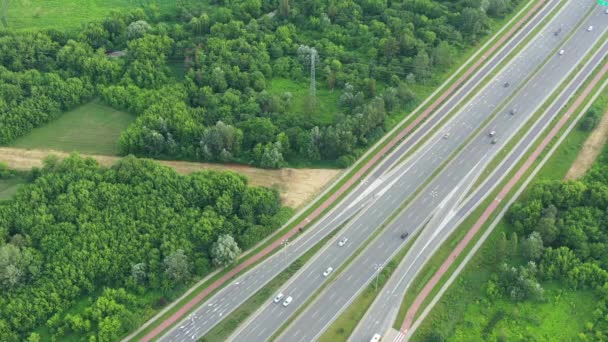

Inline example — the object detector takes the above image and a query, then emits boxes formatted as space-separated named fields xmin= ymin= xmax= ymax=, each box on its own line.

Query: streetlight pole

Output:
xmin=373 ymin=263 xmax=384 ymax=291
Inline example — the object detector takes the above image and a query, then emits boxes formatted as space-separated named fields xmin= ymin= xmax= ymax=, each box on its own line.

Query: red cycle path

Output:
xmin=140 ymin=2 xmax=547 ymax=340
xmin=401 ymin=60 xmax=608 ymax=334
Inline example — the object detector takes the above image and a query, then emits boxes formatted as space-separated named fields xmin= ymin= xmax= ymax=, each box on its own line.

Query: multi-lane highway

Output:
xmin=351 ymin=16 xmax=608 ymax=342
xmin=156 ymin=1 xmax=577 ymax=341
xmin=228 ymin=1 xmax=606 ymax=342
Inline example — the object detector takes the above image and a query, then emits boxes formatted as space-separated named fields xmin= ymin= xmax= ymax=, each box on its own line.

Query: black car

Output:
xmin=401 ymin=232 xmax=409 ymax=239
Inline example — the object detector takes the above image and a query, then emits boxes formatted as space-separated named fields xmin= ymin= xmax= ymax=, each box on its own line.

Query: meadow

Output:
xmin=10 ymin=100 xmax=135 ymax=155
xmin=2 ymin=0 xmax=180 ymax=31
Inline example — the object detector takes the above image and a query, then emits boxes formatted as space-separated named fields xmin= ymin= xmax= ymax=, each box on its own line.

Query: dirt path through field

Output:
xmin=565 ymin=110 xmax=608 ymax=179
xmin=0 ymin=147 xmax=341 ymax=209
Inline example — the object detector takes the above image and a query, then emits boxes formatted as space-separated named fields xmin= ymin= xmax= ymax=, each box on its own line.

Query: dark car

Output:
xmin=503 ymin=82 xmax=510 ymax=88
xmin=401 ymin=232 xmax=409 ymax=239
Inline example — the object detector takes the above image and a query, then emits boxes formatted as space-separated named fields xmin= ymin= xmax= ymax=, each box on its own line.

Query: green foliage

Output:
xmin=211 ymin=234 xmax=241 ymax=267
xmin=1 ymin=0 xmax=522 ymax=168
xmin=0 ymin=154 xmax=285 ymax=340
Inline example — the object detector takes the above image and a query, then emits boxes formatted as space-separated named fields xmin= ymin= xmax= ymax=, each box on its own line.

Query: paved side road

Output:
xmin=351 ymin=24 xmax=608 ymax=342
xmin=230 ymin=1 xmax=598 ymax=342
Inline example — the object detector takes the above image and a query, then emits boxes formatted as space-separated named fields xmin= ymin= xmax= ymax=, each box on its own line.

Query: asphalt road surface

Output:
xmin=159 ymin=1 xmax=562 ymax=341
xmin=351 ymin=18 xmax=608 ymax=342
xmin=229 ymin=1 xmax=604 ymax=342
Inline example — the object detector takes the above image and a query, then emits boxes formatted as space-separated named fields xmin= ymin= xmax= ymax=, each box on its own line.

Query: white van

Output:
xmin=370 ymin=333 xmax=382 ymax=342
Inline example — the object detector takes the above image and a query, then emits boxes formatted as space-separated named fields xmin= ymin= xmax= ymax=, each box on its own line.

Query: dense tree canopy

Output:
xmin=0 ymin=155 xmax=287 ymax=341
xmin=0 ymin=0 xmax=521 ymax=167
xmin=493 ymin=160 xmax=608 ymax=339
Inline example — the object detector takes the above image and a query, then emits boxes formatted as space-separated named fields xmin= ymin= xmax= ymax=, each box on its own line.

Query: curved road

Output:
xmin=229 ymin=1 xmax=604 ymax=342
xmin=155 ymin=1 xmax=555 ymax=341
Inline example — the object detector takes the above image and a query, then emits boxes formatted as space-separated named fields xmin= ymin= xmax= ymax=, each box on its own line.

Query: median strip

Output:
xmin=401 ymin=56 xmax=608 ymax=336
xmin=130 ymin=2 xmax=551 ymax=340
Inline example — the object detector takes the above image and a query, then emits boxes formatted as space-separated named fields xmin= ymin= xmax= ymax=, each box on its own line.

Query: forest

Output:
xmin=0 ymin=0 xmax=520 ymax=168
xmin=499 ymin=161 xmax=608 ymax=340
xmin=0 ymin=155 xmax=288 ymax=341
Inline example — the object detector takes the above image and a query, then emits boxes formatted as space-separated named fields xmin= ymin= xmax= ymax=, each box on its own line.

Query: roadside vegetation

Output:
xmin=1 ymin=0 xmax=524 ymax=168
xmin=0 ymin=155 xmax=289 ymax=341
xmin=412 ymin=89 xmax=608 ymax=341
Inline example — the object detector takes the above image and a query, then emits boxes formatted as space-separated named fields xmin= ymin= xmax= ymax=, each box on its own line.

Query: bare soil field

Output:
xmin=0 ymin=148 xmax=341 ymax=209
xmin=565 ymin=110 xmax=608 ymax=180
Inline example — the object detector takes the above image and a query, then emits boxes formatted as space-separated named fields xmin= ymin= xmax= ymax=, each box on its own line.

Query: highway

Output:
xmin=351 ymin=18 xmax=608 ymax=342
xmin=227 ymin=1 xmax=605 ymax=341
xmin=158 ymin=1 xmax=561 ymax=341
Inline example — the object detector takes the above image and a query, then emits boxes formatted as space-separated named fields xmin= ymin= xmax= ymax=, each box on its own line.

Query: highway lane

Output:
xmin=278 ymin=4 xmax=608 ymax=342
xmin=228 ymin=1 xmax=597 ymax=341
xmin=275 ymin=4 xmax=608 ymax=342
xmin=351 ymin=25 xmax=608 ymax=342
xmin=158 ymin=2 xmax=560 ymax=341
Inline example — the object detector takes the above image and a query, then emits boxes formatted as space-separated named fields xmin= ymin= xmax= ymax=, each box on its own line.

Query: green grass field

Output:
xmin=3 ymin=0 xmax=181 ymax=31
xmin=10 ymin=99 xmax=136 ymax=155
xmin=267 ymin=78 xmax=341 ymax=126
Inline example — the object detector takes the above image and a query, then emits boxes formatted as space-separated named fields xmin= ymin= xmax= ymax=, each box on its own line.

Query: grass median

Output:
xmin=410 ymin=71 xmax=608 ymax=342
xmin=394 ymin=56 xmax=608 ymax=329
xmin=318 ymin=230 xmax=420 ymax=342
xmin=387 ymin=0 xmax=563 ymax=172
xmin=126 ymin=2 xmax=547 ymax=339
xmin=201 ymin=228 xmax=340 ymax=342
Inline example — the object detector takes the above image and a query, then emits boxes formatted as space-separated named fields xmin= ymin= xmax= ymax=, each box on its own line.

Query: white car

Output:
xmin=559 ymin=49 xmax=564 ymax=56
xmin=489 ymin=130 xmax=496 ymax=137
xmin=323 ymin=267 xmax=334 ymax=277
xmin=273 ymin=292 xmax=284 ymax=303
xmin=587 ymin=25 xmax=593 ymax=32
xmin=370 ymin=333 xmax=382 ymax=342
xmin=443 ymin=133 xmax=450 ymax=139
xmin=338 ymin=237 xmax=348 ymax=247
xmin=282 ymin=296 xmax=293 ymax=307
xmin=606 ymin=8 xmax=608 ymax=14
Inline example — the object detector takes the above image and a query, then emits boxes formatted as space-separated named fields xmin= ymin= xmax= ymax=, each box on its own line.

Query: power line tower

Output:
xmin=1 ymin=0 xmax=10 ymax=28
xmin=298 ymin=45 xmax=320 ymax=98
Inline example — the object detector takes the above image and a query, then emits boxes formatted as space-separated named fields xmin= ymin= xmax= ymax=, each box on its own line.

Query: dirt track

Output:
xmin=0 ymin=147 xmax=341 ymax=209
xmin=565 ymin=110 xmax=608 ymax=179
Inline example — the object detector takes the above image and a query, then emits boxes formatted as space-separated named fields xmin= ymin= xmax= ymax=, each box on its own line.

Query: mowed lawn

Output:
xmin=10 ymin=100 xmax=136 ymax=155
xmin=3 ymin=0 xmax=182 ymax=31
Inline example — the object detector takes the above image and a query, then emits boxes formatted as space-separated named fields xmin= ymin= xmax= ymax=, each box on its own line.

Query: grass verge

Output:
xmin=126 ymin=2 xmax=547 ymax=339
xmin=395 ymin=56 xmax=608 ymax=329
xmin=201 ymin=229 xmax=339 ymax=342
xmin=410 ymin=85 xmax=608 ymax=342
xmin=318 ymin=231 xmax=420 ymax=342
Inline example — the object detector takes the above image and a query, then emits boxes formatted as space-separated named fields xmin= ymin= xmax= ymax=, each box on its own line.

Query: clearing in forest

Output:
xmin=0 ymin=147 xmax=341 ymax=208
xmin=10 ymin=100 xmax=136 ymax=156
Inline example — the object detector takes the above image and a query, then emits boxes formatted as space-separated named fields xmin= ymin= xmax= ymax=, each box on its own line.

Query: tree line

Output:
xmin=475 ymin=158 xmax=608 ymax=340
xmin=1 ymin=0 xmax=521 ymax=167
xmin=0 ymin=155 xmax=289 ymax=341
